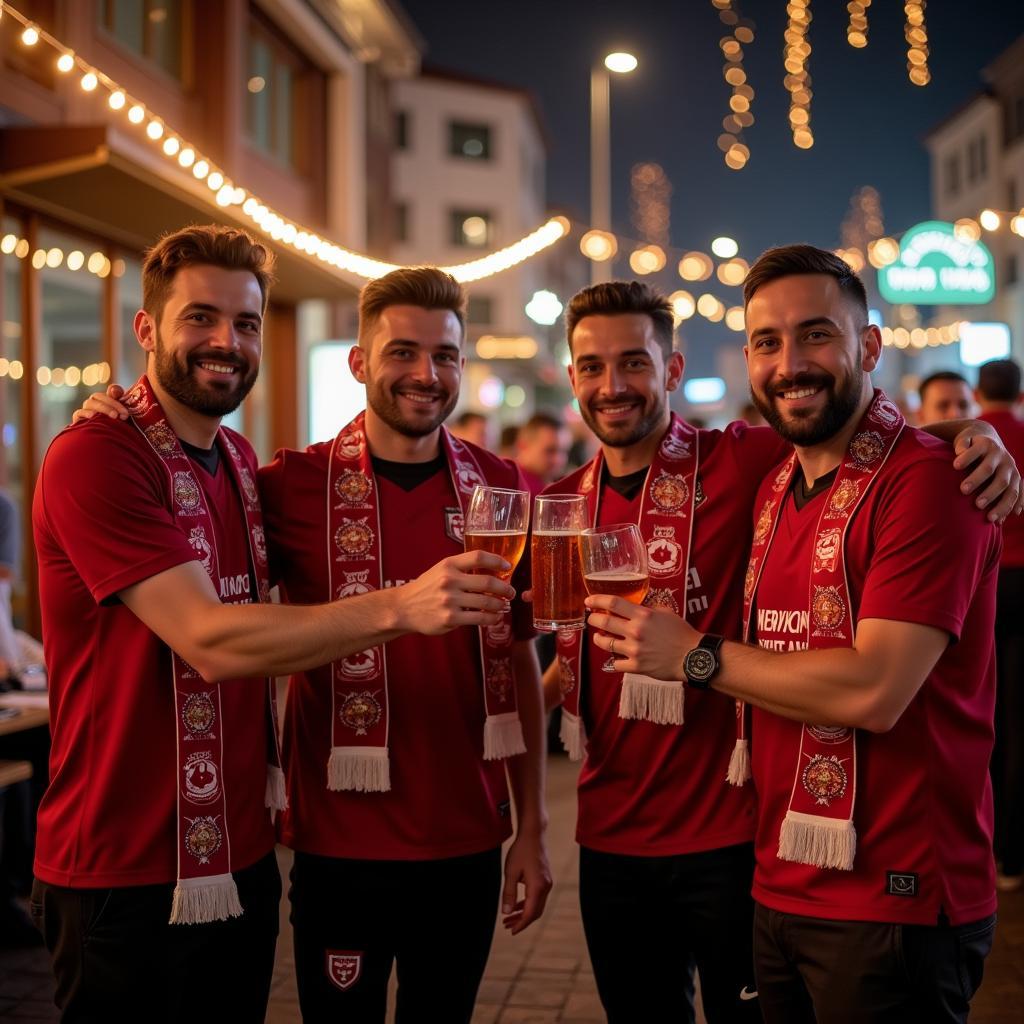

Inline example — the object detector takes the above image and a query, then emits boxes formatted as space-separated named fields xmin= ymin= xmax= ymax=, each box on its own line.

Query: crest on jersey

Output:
xmin=647 ymin=471 xmax=689 ymax=517
xmin=812 ymin=528 xmax=841 ymax=575
xmin=144 ymin=422 xmax=178 ymax=458
xmin=801 ymin=754 xmax=849 ymax=806
xmin=326 ymin=952 xmax=362 ymax=992
xmin=182 ymin=691 xmax=216 ymax=740
xmin=825 ymin=478 xmax=860 ymax=520
xmin=334 ymin=518 xmax=375 ymax=560
xmin=335 ymin=470 xmax=373 ymax=508
xmin=182 ymin=752 xmax=220 ymax=805
xmin=445 ymin=507 xmax=465 ymax=544
xmin=811 ymin=585 xmax=847 ymax=637
xmin=848 ymin=431 xmax=884 ymax=469
xmin=173 ymin=472 xmax=203 ymax=515
xmin=184 ymin=815 xmax=222 ymax=864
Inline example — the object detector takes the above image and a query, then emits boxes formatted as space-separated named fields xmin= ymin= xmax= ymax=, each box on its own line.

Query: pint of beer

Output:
xmin=464 ymin=486 xmax=529 ymax=583
xmin=532 ymin=494 xmax=587 ymax=631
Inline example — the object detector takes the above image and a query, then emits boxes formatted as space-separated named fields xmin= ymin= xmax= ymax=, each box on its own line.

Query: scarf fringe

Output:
xmin=726 ymin=738 xmax=751 ymax=787
xmin=169 ymin=873 xmax=243 ymax=925
xmin=559 ymin=710 xmax=587 ymax=762
xmin=778 ymin=810 xmax=856 ymax=871
xmin=265 ymin=764 xmax=288 ymax=819
xmin=618 ymin=673 xmax=685 ymax=725
xmin=483 ymin=712 xmax=526 ymax=760
xmin=327 ymin=746 xmax=391 ymax=792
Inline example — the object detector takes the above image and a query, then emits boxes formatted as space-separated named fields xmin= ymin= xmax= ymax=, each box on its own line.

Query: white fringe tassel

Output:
xmin=778 ymin=810 xmax=856 ymax=871
xmin=726 ymin=738 xmax=751 ymax=786
xmin=559 ymin=710 xmax=587 ymax=762
xmin=265 ymin=764 xmax=288 ymax=819
xmin=618 ymin=673 xmax=684 ymax=725
xmin=484 ymin=712 xmax=527 ymax=760
xmin=327 ymin=746 xmax=391 ymax=792
xmin=169 ymin=873 xmax=243 ymax=925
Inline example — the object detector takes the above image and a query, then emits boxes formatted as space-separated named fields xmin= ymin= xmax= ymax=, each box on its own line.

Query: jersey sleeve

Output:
xmin=857 ymin=448 xmax=1001 ymax=640
xmin=35 ymin=423 xmax=201 ymax=604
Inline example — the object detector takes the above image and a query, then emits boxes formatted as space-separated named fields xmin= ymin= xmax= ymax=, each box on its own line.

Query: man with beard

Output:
xmin=543 ymin=279 xmax=1021 ymax=1024
xmin=586 ymin=246 xmax=1015 ymax=1022
xmin=258 ymin=266 xmax=550 ymax=1024
xmin=33 ymin=227 xmax=515 ymax=1023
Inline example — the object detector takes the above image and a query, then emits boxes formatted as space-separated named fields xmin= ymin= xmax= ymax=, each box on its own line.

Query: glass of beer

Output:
xmin=464 ymin=486 xmax=529 ymax=584
xmin=532 ymin=494 xmax=587 ymax=632
xmin=581 ymin=524 xmax=649 ymax=672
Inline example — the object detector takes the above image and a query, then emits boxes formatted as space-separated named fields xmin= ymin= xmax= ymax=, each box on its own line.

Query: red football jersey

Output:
xmin=573 ymin=422 xmax=790 ymax=855
xmin=260 ymin=442 xmax=533 ymax=860
xmin=979 ymin=410 xmax=1024 ymax=568
xmin=751 ymin=429 xmax=1000 ymax=925
xmin=33 ymin=419 xmax=275 ymax=888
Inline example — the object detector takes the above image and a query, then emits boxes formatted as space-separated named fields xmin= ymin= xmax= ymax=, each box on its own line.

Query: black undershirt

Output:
xmin=792 ymin=465 xmax=839 ymax=511
xmin=601 ymin=464 xmax=649 ymax=502
xmin=371 ymin=452 xmax=446 ymax=491
xmin=181 ymin=439 xmax=220 ymax=475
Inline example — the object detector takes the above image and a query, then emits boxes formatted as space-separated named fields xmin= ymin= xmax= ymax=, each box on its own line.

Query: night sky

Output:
xmin=400 ymin=1 xmax=1024 ymax=379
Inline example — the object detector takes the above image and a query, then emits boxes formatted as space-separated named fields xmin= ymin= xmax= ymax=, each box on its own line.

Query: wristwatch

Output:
xmin=683 ymin=633 xmax=725 ymax=690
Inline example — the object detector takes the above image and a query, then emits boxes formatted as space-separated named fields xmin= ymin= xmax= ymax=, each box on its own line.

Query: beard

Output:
xmin=365 ymin=375 xmax=459 ymax=438
xmin=751 ymin=369 xmax=863 ymax=447
xmin=153 ymin=334 xmax=258 ymax=417
xmin=578 ymin=391 xmax=668 ymax=449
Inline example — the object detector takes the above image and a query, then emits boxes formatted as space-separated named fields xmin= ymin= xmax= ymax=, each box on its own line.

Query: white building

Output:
xmin=390 ymin=67 xmax=551 ymax=417
xmin=925 ymin=35 xmax=1024 ymax=366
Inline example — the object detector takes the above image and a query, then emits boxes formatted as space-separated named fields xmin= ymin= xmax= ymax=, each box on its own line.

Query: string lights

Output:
xmin=0 ymin=1 xmax=567 ymax=282
xmin=712 ymin=1 xmax=755 ymax=170
xmin=846 ymin=1 xmax=871 ymax=48
xmin=784 ymin=0 xmax=814 ymax=149
xmin=904 ymin=1 xmax=930 ymax=86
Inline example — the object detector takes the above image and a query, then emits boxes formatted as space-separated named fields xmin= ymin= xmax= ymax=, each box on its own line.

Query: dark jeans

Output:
xmin=579 ymin=842 xmax=760 ymax=1024
xmin=993 ymin=566 xmax=1024 ymax=875
xmin=754 ymin=902 xmax=996 ymax=1023
xmin=30 ymin=850 xmax=281 ymax=1024
xmin=289 ymin=846 xmax=502 ymax=1024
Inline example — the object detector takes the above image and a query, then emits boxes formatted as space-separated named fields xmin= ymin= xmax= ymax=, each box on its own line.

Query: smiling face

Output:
xmin=349 ymin=304 xmax=464 ymax=438
xmin=137 ymin=263 xmax=262 ymax=417
xmin=744 ymin=274 xmax=880 ymax=447
xmin=919 ymin=378 xmax=973 ymax=423
xmin=568 ymin=313 xmax=683 ymax=449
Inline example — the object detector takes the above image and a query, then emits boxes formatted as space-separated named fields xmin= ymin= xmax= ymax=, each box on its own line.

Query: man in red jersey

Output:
xmin=586 ymin=246 xmax=1015 ymax=1022
xmin=259 ymin=267 xmax=550 ymax=1024
xmin=36 ymin=228 xmax=515 ymax=1024
xmin=541 ymin=278 xmax=1019 ymax=1024
xmin=976 ymin=358 xmax=1024 ymax=891
xmin=514 ymin=411 xmax=573 ymax=497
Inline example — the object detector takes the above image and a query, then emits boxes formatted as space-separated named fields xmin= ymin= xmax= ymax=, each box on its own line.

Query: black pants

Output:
xmin=30 ymin=850 xmax=281 ymax=1024
xmin=290 ymin=847 xmax=501 ymax=1024
xmin=754 ymin=902 xmax=996 ymax=1023
xmin=579 ymin=842 xmax=760 ymax=1024
xmin=993 ymin=566 xmax=1024 ymax=875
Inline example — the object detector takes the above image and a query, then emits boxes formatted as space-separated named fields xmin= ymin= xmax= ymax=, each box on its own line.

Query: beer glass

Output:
xmin=532 ymin=494 xmax=587 ymax=631
xmin=464 ymin=486 xmax=529 ymax=583
xmin=581 ymin=523 xmax=648 ymax=671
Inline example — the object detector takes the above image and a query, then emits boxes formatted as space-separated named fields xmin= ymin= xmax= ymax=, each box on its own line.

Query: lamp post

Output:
xmin=590 ymin=51 xmax=638 ymax=284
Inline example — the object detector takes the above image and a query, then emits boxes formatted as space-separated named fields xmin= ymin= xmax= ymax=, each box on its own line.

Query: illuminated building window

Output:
xmin=451 ymin=210 xmax=492 ymax=249
xmin=449 ymin=122 xmax=492 ymax=161
xmin=97 ymin=0 xmax=183 ymax=79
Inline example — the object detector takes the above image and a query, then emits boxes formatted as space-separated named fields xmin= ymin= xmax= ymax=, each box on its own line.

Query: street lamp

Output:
xmin=590 ymin=50 xmax=638 ymax=284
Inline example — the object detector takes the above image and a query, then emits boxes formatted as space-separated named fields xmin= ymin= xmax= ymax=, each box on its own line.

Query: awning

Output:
xmin=0 ymin=124 xmax=360 ymax=304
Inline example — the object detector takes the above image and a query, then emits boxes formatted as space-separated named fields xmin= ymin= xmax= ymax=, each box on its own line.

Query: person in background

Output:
xmin=499 ymin=424 xmax=520 ymax=460
xmin=918 ymin=370 xmax=974 ymax=423
xmin=451 ymin=410 xmax=495 ymax=451
xmin=514 ymin=412 xmax=573 ymax=497
xmin=976 ymin=357 xmax=1024 ymax=892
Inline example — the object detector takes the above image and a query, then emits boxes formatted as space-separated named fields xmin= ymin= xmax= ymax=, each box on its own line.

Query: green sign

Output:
xmin=878 ymin=221 xmax=995 ymax=305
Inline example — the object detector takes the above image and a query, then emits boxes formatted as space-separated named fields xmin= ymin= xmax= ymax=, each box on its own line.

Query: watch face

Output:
xmin=685 ymin=648 xmax=717 ymax=682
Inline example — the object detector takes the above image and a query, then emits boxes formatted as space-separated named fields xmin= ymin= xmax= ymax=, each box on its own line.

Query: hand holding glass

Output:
xmin=580 ymin=524 xmax=649 ymax=604
xmin=464 ymin=486 xmax=529 ymax=583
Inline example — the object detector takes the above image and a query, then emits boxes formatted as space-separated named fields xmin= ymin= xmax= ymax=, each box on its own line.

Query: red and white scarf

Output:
xmin=556 ymin=415 xmax=699 ymax=759
xmin=324 ymin=412 xmax=525 ymax=792
xmin=741 ymin=390 xmax=904 ymax=870
xmin=121 ymin=375 xmax=285 ymax=924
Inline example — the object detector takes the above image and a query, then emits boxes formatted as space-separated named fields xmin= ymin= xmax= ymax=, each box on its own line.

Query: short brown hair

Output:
xmin=142 ymin=224 xmax=275 ymax=321
xmin=978 ymin=358 xmax=1021 ymax=402
xmin=743 ymin=244 xmax=868 ymax=322
xmin=565 ymin=281 xmax=674 ymax=356
xmin=358 ymin=266 xmax=467 ymax=343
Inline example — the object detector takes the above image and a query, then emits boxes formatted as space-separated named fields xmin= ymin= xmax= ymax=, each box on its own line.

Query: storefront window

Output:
xmin=118 ymin=255 xmax=146 ymax=388
xmin=0 ymin=215 xmax=26 ymax=585
xmin=37 ymin=227 xmax=107 ymax=455
xmin=98 ymin=0 xmax=183 ymax=80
